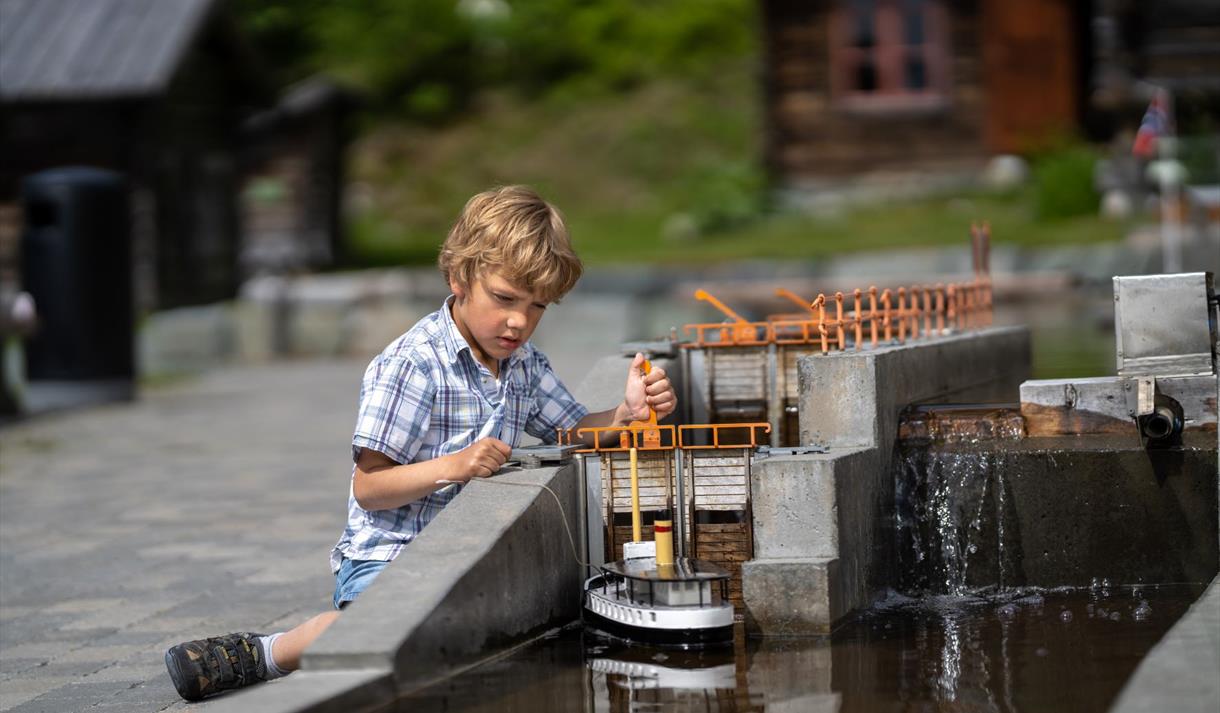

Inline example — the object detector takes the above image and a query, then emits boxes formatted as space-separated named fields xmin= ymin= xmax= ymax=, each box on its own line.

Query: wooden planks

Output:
xmin=599 ymin=447 xmax=756 ymax=612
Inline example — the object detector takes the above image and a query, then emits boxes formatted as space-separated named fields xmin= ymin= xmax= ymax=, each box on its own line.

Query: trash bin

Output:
xmin=20 ymin=167 xmax=133 ymax=381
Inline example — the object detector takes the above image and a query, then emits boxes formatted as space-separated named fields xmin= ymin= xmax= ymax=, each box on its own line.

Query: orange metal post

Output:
xmin=896 ymin=287 xmax=908 ymax=342
xmin=852 ymin=288 xmax=863 ymax=349
xmin=814 ymin=294 xmax=829 ymax=354
xmin=834 ymin=292 xmax=845 ymax=350
xmin=921 ymin=286 xmax=932 ymax=337
xmin=935 ymin=284 xmax=945 ymax=334
xmin=868 ymin=286 xmax=879 ymax=346
xmin=957 ymin=284 xmax=967 ymax=330
xmin=881 ymin=289 xmax=893 ymax=342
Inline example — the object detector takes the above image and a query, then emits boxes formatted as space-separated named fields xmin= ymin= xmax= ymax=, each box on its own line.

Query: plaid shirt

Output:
xmin=330 ymin=298 xmax=588 ymax=571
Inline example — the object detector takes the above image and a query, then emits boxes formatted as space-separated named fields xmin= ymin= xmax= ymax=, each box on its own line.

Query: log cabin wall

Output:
xmin=761 ymin=0 xmax=988 ymax=186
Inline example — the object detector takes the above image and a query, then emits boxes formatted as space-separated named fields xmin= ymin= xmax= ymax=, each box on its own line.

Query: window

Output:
xmin=830 ymin=0 xmax=949 ymax=110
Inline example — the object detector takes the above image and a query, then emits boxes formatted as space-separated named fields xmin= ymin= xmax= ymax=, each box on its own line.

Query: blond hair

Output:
xmin=438 ymin=185 xmax=582 ymax=303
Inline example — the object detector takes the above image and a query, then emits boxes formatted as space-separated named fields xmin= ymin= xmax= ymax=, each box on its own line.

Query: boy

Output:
xmin=164 ymin=185 xmax=676 ymax=701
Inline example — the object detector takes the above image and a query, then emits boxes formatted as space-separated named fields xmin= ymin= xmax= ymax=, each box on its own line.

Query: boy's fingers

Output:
xmin=645 ymin=379 xmax=671 ymax=395
xmin=649 ymin=396 xmax=676 ymax=411
xmin=474 ymin=437 xmax=511 ymax=457
xmin=629 ymin=352 xmax=645 ymax=373
xmin=644 ymin=366 xmax=666 ymax=383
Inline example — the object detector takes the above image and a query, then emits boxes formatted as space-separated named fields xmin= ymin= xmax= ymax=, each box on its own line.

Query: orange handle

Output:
xmin=642 ymin=359 xmax=657 ymax=425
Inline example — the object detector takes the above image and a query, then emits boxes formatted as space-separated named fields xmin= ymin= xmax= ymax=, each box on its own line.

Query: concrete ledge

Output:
xmin=1109 ymin=576 xmax=1220 ymax=713
xmin=207 ymin=463 xmax=582 ymax=712
xmin=206 ymin=670 xmax=395 ymax=713
xmin=308 ymin=465 xmax=581 ymax=681
xmin=798 ymin=326 xmax=1031 ymax=450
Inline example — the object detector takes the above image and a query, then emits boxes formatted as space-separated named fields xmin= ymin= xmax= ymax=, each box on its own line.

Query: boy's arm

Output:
xmin=573 ymin=353 xmax=677 ymax=445
xmin=352 ymin=439 xmax=511 ymax=511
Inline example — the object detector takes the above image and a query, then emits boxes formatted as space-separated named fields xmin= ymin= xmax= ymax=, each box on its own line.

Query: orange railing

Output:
xmin=677 ymin=423 xmax=771 ymax=449
xmin=683 ymin=223 xmax=994 ymax=352
xmin=558 ymin=422 xmax=770 ymax=453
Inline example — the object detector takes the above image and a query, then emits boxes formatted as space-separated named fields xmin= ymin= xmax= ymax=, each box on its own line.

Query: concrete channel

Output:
xmin=209 ymin=305 xmax=1217 ymax=711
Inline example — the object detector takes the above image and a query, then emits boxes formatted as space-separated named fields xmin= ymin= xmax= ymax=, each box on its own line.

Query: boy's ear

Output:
xmin=449 ymin=276 xmax=466 ymax=301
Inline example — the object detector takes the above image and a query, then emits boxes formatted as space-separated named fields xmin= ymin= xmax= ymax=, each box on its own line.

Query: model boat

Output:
xmin=582 ymin=441 xmax=734 ymax=648
xmin=583 ymin=556 xmax=734 ymax=648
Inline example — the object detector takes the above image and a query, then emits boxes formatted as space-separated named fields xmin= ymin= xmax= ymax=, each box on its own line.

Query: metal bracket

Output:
xmin=1135 ymin=376 xmax=1157 ymax=417
xmin=754 ymin=444 xmax=829 ymax=460
xmin=509 ymin=444 xmax=582 ymax=469
xmin=1125 ymin=375 xmax=1157 ymax=418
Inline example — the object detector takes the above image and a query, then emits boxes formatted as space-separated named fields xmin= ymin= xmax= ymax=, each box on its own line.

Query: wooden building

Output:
xmin=239 ymin=77 xmax=358 ymax=275
xmin=760 ymin=0 xmax=1220 ymax=191
xmin=0 ymin=0 xmax=354 ymax=311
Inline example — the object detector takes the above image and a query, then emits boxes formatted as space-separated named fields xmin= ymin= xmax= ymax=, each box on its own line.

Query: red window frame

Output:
xmin=829 ymin=0 xmax=951 ymax=112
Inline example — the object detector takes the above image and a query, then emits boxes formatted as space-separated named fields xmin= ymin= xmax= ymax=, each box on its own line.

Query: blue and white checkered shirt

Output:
xmin=330 ymin=297 xmax=588 ymax=571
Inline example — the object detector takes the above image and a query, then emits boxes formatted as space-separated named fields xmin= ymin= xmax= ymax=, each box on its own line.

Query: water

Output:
xmin=895 ymin=445 xmax=1022 ymax=594
xmin=893 ymin=433 xmax=1218 ymax=592
xmin=382 ymin=584 xmax=1203 ymax=713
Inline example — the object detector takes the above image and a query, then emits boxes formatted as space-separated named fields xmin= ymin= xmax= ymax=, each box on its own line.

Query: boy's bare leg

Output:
xmin=272 ymin=611 xmax=342 ymax=671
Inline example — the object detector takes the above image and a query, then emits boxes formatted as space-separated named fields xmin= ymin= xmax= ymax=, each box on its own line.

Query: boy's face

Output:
xmin=450 ymin=270 xmax=548 ymax=373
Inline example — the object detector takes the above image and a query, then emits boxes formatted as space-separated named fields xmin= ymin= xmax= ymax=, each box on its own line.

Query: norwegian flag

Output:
xmin=1132 ymin=89 xmax=1172 ymax=159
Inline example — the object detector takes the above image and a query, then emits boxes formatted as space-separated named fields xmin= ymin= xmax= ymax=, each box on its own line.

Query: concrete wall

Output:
xmin=797 ymin=326 xmax=1031 ymax=451
xmin=207 ymin=464 xmax=582 ymax=713
xmin=1109 ymin=575 xmax=1220 ymax=713
xmin=743 ymin=327 xmax=1032 ymax=634
xmin=895 ymin=435 xmax=1218 ymax=591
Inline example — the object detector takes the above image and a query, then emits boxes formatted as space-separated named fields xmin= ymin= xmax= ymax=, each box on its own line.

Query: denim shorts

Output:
xmin=332 ymin=557 xmax=389 ymax=609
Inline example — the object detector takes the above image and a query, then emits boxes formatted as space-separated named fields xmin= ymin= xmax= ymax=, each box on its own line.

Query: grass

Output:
xmin=343 ymin=61 xmax=1131 ymax=268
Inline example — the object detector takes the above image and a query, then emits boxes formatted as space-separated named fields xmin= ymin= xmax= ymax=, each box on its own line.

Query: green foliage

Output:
xmin=341 ymin=68 xmax=1127 ymax=270
xmin=678 ymin=159 xmax=769 ymax=233
xmin=1031 ymin=143 xmax=1100 ymax=220
xmin=232 ymin=0 xmax=758 ymax=120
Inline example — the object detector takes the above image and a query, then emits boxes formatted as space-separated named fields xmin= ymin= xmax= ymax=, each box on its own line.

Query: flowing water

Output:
xmin=382 ymin=584 xmax=1202 ymax=713
xmin=377 ymin=429 xmax=1213 ymax=712
xmin=895 ymin=444 xmax=1024 ymax=594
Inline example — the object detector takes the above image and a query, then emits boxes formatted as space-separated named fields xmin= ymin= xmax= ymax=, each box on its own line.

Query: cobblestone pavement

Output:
xmin=0 ymin=360 xmax=366 ymax=712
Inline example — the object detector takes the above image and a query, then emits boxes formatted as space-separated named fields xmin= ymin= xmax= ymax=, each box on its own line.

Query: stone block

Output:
xmin=750 ymin=454 xmax=841 ymax=559
xmin=742 ymin=557 xmax=838 ymax=635
xmin=138 ymin=304 xmax=235 ymax=376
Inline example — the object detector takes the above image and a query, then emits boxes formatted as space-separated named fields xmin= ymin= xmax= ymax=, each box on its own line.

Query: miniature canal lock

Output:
xmin=247 ymin=230 xmax=1217 ymax=712
xmin=514 ymin=227 xmax=1219 ymax=646
xmin=546 ymin=225 xmax=1220 ymax=649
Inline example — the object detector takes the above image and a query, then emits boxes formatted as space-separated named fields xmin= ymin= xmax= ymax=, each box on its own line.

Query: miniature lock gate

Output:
xmin=564 ymin=422 xmax=770 ymax=612
xmin=682 ymin=225 xmax=995 ymax=447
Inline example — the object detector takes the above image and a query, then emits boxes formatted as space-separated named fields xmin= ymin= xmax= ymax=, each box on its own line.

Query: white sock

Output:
xmin=258 ymin=632 xmax=288 ymax=679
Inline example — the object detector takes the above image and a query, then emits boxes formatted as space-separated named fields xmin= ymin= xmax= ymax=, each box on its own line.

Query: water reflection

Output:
xmin=388 ymin=585 xmax=1200 ymax=713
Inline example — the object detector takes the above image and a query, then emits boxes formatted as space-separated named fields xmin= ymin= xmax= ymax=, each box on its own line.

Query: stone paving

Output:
xmin=0 ymin=359 xmax=367 ymax=711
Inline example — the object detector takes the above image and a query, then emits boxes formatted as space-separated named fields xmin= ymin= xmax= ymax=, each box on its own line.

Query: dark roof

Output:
xmin=0 ymin=0 xmax=215 ymax=101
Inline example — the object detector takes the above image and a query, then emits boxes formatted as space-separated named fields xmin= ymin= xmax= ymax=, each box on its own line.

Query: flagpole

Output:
xmin=1159 ymin=88 xmax=1182 ymax=273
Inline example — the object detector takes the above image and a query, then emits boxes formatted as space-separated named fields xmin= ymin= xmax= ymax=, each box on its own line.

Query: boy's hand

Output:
xmin=449 ymin=438 xmax=512 ymax=482
xmin=622 ymin=352 xmax=677 ymax=422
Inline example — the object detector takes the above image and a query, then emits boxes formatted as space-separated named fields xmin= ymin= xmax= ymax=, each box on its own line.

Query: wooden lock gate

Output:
xmin=567 ymin=422 xmax=770 ymax=612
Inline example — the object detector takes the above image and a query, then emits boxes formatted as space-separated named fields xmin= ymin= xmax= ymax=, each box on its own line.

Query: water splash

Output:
xmin=895 ymin=444 xmax=1022 ymax=595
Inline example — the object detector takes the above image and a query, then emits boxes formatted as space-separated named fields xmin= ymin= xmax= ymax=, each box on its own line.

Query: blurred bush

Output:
xmin=234 ymin=0 xmax=756 ymax=121
xmin=1032 ymin=142 xmax=1100 ymax=220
